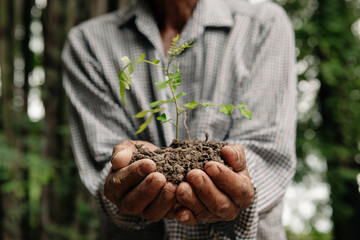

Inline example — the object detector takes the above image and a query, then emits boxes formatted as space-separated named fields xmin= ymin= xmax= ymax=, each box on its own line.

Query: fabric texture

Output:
xmin=62 ymin=0 xmax=297 ymax=239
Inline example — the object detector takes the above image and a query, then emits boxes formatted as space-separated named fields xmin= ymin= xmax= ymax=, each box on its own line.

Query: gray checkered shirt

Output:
xmin=62 ymin=0 xmax=297 ymax=239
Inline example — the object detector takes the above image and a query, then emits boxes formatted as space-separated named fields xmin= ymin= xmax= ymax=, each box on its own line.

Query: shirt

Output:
xmin=62 ymin=0 xmax=297 ymax=239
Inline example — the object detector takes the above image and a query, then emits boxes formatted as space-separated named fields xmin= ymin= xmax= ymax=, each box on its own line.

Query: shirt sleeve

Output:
xmin=62 ymin=26 xmax=152 ymax=230
xmin=219 ymin=3 xmax=297 ymax=239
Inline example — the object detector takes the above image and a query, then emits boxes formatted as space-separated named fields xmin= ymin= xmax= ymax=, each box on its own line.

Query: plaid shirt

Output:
xmin=62 ymin=0 xmax=297 ymax=239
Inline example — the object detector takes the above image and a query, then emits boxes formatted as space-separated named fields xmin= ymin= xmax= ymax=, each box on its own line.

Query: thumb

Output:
xmin=220 ymin=144 xmax=246 ymax=172
xmin=111 ymin=147 xmax=133 ymax=170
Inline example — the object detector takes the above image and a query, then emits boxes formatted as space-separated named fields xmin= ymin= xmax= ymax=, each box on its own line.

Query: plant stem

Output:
xmin=166 ymin=56 xmax=181 ymax=139
xmin=183 ymin=110 xmax=191 ymax=140
xmin=142 ymin=60 xmax=167 ymax=71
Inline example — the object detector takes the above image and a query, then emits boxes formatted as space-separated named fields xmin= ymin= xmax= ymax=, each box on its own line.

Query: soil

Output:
xmin=130 ymin=136 xmax=229 ymax=184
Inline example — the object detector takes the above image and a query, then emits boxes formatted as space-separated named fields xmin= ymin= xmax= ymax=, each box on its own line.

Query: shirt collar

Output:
xmin=198 ymin=0 xmax=234 ymax=28
xmin=117 ymin=0 xmax=233 ymax=27
xmin=180 ymin=0 xmax=233 ymax=44
xmin=116 ymin=0 xmax=233 ymax=53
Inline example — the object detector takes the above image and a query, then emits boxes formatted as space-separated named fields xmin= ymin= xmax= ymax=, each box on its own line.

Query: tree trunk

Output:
xmin=19 ymin=0 xmax=36 ymax=239
xmin=0 ymin=0 xmax=15 ymax=141
xmin=0 ymin=1 xmax=15 ymax=237
xmin=42 ymin=1 xmax=82 ymax=239
xmin=90 ymin=0 xmax=108 ymax=17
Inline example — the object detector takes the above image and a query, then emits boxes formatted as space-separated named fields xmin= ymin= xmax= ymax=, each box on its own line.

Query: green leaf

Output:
xmin=119 ymin=71 xmax=131 ymax=85
xmin=172 ymin=63 xmax=180 ymax=72
xmin=150 ymin=100 xmax=164 ymax=108
xmin=136 ymin=114 xmax=153 ymax=134
xmin=240 ymin=108 xmax=252 ymax=120
xmin=152 ymin=108 xmax=165 ymax=113
xmin=153 ymin=59 xmax=160 ymax=64
xmin=128 ymin=63 xmax=134 ymax=74
xmin=220 ymin=104 xmax=234 ymax=115
xmin=168 ymin=35 xmax=180 ymax=55
xmin=137 ymin=54 xmax=145 ymax=64
xmin=118 ymin=69 xmax=132 ymax=106
xmin=121 ymin=56 xmax=131 ymax=63
xmin=156 ymin=113 xmax=167 ymax=121
xmin=237 ymin=103 xmax=247 ymax=109
xmin=161 ymin=119 xmax=173 ymax=124
xmin=176 ymin=92 xmax=186 ymax=99
xmin=119 ymin=72 xmax=131 ymax=106
xmin=200 ymin=102 xmax=209 ymax=107
xmin=156 ymin=81 xmax=168 ymax=90
xmin=173 ymin=85 xmax=177 ymax=92
xmin=184 ymin=100 xmax=198 ymax=109
xmin=156 ymin=113 xmax=173 ymax=124
xmin=169 ymin=72 xmax=182 ymax=85
xmin=155 ymin=81 xmax=166 ymax=85
xmin=134 ymin=110 xmax=150 ymax=118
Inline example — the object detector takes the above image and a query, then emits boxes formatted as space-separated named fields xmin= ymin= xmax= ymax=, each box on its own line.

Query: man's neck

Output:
xmin=149 ymin=0 xmax=199 ymax=53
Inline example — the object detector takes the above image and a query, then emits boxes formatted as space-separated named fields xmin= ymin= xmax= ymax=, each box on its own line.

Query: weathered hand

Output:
xmin=175 ymin=144 xmax=254 ymax=225
xmin=104 ymin=141 xmax=177 ymax=222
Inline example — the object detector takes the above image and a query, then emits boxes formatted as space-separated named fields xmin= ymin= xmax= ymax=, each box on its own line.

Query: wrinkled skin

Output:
xmin=104 ymin=140 xmax=254 ymax=225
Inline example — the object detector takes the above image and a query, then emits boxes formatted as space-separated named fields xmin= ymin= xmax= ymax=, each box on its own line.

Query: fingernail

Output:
xmin=111 ymin=148 xmax=124 ymax=163
xmin=230 ymin=146 xmax=240 ymax=163
xmin=178 ymin=189 xmax=192 ymax=199
xmin=111 ymin=148 xmax=126 ymax=169
xmin=150 ymin=178 xmax=163 ymax=191
xmin=190 ymin=175 xmax=204 ymax=186
xmin=180 ymin=213 xmax=189 ymax=222
xmin=111 ymin=148 xmax=134 ymax=170
xmin=205 ymin=164 xmax=220 ymax=176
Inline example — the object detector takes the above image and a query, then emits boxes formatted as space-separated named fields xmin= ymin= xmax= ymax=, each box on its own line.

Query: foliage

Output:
xmin=119 ymin=35 xmax=252 ymax=139
xmin=0 ymin=0 xmax=113 ymax=239
xmin=1 ymin=0 xmax=360 ymax=239
xmin=275 ymin=0 xmax=360 ymax=238
xmin=286 ymin=227 xmax=333 ymax=240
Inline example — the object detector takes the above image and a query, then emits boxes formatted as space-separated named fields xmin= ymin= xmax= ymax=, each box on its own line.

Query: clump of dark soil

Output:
xmin=130 ymin=137 xmax=228 ymax=184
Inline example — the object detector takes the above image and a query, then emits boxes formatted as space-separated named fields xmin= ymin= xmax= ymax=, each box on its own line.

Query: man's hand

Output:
xmin=104 ymin=141 xmax=177 ymax=222
xmin=175 ymin=144 xmax=254 ymax=225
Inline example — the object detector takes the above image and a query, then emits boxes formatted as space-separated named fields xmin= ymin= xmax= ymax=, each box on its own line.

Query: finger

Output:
xmin=187 ymin=169 xmax=238 ymax=220
xmin=220 ymin=144 xmax=246 ymax=172
xmin=175 ymin=208 xmax=197 ymax=225
xmin=142 ymin=182 xmax=177 ymax=222
xmin=111 ymin=140 xmax=159 ymax=170
xmin=164 ymin=210 xmax=176 ymax=220
xmin=173 ymin=202 xmax=182 ymax=210
xmin=165 ymin=201 xmax=182 ymax=220
xmin=104 ymin=159 xmax=156 ymax=204
xmin=111 ymin=147 xmax=133 ymax=170
xmin=118 ymin=172 xmax=166 ymax=215
xmin=204 ymin=162 xmax=254 ymax=209
xmin=176 ymin=182 xmax=217 ymax=221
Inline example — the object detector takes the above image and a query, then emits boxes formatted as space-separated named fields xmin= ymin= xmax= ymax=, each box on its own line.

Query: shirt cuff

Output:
xmin=210 ymin=187 xmax=259 ymax=240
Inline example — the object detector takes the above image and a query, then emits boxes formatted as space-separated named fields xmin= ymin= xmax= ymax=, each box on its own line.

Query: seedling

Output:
xmin=119 ymin=35 xmax=252 ymax=140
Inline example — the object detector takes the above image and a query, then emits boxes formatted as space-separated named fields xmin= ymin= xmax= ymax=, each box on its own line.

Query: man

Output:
xmin=62 ymin=0 xmax=297 ymax=239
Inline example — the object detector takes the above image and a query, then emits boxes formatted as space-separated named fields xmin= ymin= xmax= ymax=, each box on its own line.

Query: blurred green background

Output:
xmin=0 ymin=0 xmax=359 ymax=239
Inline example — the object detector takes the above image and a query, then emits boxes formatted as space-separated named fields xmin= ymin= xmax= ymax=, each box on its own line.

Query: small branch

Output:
xmin=169 ymin=122 xmax=177 ymax=128
xmin=183 ymin=111 xmax=191 ymax=140
xmin=142 ymin=60 xmax=167 ymax=71
xmin=165 ymin=56 xmax=181 ymax=139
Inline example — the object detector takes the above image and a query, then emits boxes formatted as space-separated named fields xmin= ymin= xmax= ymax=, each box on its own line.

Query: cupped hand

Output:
xmin=175 ymin=144 xmax=254 ymax=225
xmin=104 ymin=140 xmax=178 ymax=222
